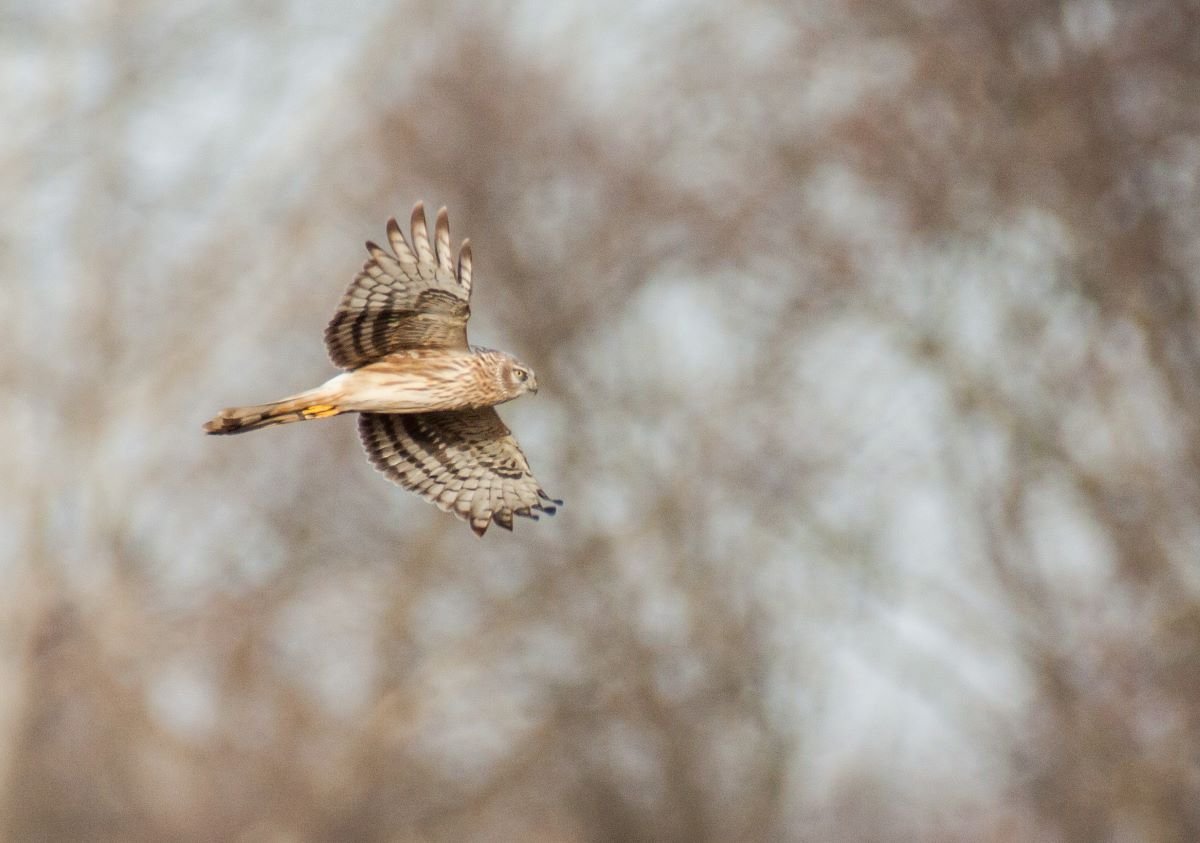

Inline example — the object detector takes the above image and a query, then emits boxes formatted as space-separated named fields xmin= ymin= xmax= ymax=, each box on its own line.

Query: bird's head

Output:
xmin=502 ymin=354 xmax=539 ymax=397
xmin=479 ymin=349 xmax=539 ymax=401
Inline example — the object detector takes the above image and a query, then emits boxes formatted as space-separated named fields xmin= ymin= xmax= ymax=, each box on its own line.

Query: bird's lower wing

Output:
xmin=358 ymin=409 xmax=560 ymax=536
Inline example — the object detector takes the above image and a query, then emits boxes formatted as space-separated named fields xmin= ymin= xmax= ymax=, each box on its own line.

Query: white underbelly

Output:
xmin=323 ymin=370 xmax=474 ymax=413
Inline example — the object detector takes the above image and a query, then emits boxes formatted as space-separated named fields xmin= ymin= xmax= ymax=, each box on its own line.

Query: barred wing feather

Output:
xmin=325 ymin=202 xmax=473 ymax=368
xmin=358 ymin=409 xmax=561 ymax=536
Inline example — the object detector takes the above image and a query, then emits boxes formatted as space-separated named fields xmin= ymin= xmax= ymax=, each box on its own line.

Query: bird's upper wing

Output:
xmin=359 ymin=409 xmax=561 ymax=536
xmin=325 ymin=202 xmax=473 ymax=369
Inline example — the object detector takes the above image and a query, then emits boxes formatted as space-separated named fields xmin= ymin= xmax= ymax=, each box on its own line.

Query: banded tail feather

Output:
xmin=203 ymin=388 xmax=342 ymax=435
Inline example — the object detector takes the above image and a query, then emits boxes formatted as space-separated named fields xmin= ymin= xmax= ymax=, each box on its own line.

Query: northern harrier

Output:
xmin=204 ymin=203 xmax=560 ymax=536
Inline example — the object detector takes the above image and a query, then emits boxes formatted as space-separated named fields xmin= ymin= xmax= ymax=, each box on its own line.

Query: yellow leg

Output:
xmin=302 ymin=404 xmax=340 ymax=419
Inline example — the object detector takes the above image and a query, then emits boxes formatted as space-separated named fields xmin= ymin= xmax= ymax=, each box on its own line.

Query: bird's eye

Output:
xmin=513 ymin=368 xmax=528 ymax=382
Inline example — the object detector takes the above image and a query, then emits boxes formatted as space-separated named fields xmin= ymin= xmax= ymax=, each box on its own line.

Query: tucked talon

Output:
xmin=302 ymin=404 xmax=340 ymax=419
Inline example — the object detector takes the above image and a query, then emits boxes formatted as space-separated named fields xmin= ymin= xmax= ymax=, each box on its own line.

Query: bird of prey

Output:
xmin=204 ymin=203 xmax=560 ymax=536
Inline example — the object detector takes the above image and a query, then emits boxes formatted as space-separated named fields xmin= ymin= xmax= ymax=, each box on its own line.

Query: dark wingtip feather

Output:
xmin=538 ymin=490 xmax=564 ymax=508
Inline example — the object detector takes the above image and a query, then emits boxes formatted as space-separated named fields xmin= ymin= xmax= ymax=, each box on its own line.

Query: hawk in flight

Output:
xmin=204 ymin=203 xmax=560 ymax=536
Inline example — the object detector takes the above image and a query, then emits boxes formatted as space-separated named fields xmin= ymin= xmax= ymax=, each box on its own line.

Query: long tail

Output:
xmin=203 ymin=387 xmax=343 ymax=435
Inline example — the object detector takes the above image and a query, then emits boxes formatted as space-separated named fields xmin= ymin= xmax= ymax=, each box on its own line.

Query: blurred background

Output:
xmin=4 ymin=0 xmax=1200 ymax=840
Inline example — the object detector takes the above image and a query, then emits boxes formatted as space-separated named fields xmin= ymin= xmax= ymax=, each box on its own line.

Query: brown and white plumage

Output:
xmin=359 ymin=410 xmax=558 ymax=536
xmin=325 ymin=204 xmax=472 ymax=366
xmin=204 ymin=202 xmax=560 ymax=536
